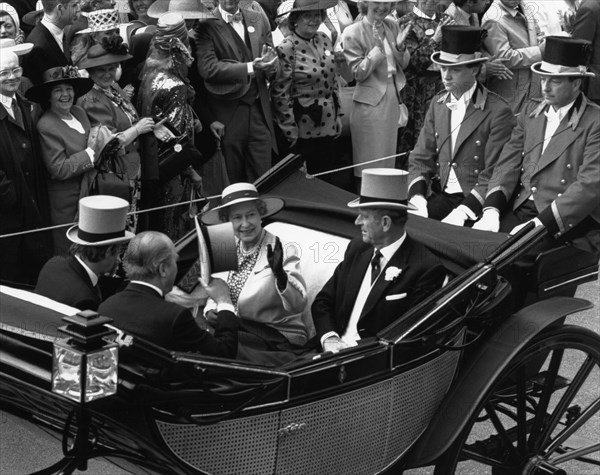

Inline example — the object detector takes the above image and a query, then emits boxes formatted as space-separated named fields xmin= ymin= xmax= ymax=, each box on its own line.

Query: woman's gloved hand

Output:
xmin=267 ymin=236 xmax=287 ymax=290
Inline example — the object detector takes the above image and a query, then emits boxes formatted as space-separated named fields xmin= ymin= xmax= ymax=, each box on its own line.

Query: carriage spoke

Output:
xmin=528 ymin=348 xmax=564 ymax=451
xmin=544 ymin=397 xmax=600 ymax=456
xmin=481 ymin=402 xmax=521 ymax=461
xmin=516 ymin=367 xmax=528 ymax=456
xmin=549 ymin=442 xmax=600 ymax=465
xmin=537 ymin=356 xmax=597 ymax=450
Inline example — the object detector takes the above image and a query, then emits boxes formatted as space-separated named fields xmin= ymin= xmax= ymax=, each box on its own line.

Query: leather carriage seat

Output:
xmin=264 ymin=222 xmax=350 ymax=340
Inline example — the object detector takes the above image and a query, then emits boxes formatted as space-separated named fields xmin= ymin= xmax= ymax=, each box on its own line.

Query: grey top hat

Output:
xmin=348 ymin=168 xmax=417 ymax=211
xmin=67 ymin=195 xmax=134 ymax=246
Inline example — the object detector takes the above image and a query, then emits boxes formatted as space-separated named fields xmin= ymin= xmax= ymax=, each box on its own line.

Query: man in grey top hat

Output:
xmin=473 ymin=36 xmax=600 ymax=255
xmin=35 ymin=195 xmax=134 ymax=311
xmin=311 ymin=169 xmax=446 ymax=353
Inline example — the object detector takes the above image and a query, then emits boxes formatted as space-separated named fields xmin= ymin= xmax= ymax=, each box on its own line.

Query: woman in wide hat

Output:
xmin=78 ymin=36 xmax=155 ymax=232
xmin=271 ymin=0 xmax=344 ymax=184
xmin=26 ymin=66 xmax=98 ymax=255
xmin=201 ymin=182 xmax=309 ymax=365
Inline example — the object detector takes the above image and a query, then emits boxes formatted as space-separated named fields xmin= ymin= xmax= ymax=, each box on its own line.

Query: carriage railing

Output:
xmin=379 ymin=224 xmax=548 ymax=345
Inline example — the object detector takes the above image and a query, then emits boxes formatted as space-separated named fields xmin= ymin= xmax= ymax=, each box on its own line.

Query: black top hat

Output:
xmin=531 ymin=36 xmax=595 ymax=77
xmin=431 ymin=26 xmax=488 ymax=67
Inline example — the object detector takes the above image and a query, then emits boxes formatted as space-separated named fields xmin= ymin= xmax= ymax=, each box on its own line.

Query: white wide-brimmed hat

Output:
xmin=67 ymin=195 xmax=134 ymax=246
xmin=531 ymin=36 xmax=595 ymax=78
xmin=0 ymin=38 xmax=33 ymax=56
xmin=148 ymin=0 xmax=217 ymax=19
xmin=348 ymin=168 xmax=417 ymax=211
xmin=431 ymin=26 xmax=488 ymax=67
xmin=201 ymin=183 xmax=285 ymax=225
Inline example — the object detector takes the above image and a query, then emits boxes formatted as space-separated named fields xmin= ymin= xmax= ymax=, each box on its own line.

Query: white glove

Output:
xmin=472 ymin=208 xmax=500 ymax=232
xmin=322 ymin=335 xmax=350 ymax=353
xmin=510 ymin=217 xmax=542 ymax=235
xmin=408 ymin=195 xmax=428 ymax=218
xmin=441 ymin=206 xmax=469 ymax=227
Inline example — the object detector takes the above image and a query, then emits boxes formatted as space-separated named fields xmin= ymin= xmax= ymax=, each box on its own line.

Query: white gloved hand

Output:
xmin=322 ymin=335 xmax=350 ymax=353
xmin=408 ymin=195 xmax=428 ymax=218
xmin=510 ymin=217 xmax=543 ymax=235
xmin=441 ymin=206 xmax=469 ymax=227
xmin=472 ymin=208 xmax=500 ymax=232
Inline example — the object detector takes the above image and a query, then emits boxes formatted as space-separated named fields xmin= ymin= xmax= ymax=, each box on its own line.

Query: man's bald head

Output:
xmin=0 ymin=50 xmax=21 ymax=97
xmin=123 ymin=231 xmax=178 ymax=284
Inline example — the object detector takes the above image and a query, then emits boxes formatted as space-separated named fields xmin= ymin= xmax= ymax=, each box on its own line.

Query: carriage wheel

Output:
xmin=435 ymin=325 xmax=600 ymax=475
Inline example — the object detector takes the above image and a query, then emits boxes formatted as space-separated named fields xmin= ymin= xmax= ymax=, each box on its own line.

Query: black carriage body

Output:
xmin=1 ymin=157 xmax=598 ymax=474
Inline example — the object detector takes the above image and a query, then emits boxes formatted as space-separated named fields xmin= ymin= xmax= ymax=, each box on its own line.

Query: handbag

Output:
xmin=92 ymin=142 xmax=131 ymax=202
xmin=158 ymin=136 xmax=202 ymax=183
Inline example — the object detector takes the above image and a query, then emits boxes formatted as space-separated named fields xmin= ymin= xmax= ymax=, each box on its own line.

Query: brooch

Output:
xmin=247 ymin=26 xmax=255 ymax=33
xmin=174 ymin=144 xmax=182 ymax=153
xmin=384 ymin=267 xmax=402 ymax=282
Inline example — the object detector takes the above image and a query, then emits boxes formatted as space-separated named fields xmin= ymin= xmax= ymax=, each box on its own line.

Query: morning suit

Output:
xmin=194 ymin=2 xmax=276 ymax=183
xmin=483 ymin=94 xmax=600 ymax=253
xmin=206 ymin=231 xmax=308 ymax=345
xmin=343 ymin=17 xmax=409 ymax=175
xmin=0 ymin=92 xmax=51 ymax=286
xmin=99 ymin=283 xmax=239 ymax=358
xmin=408 ymin=84 xmax=516 ymax=218
xmin=37 ymin=105 xmax=94 ymax=255
xmin=35 ymin=256 xmax=101 ymax=311
xmin=482 ymin=0 xmax=542 ymax=113
xmin=571 ymin=0 xmax=600 ymax=104
xmin=22 ymin=22 xmax=71 ymax=86
xmin=311 ymin=236 xmax=446 ymax=341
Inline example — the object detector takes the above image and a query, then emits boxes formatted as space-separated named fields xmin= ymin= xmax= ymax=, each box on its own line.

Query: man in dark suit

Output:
xmin=311 ymin=169 xmax=446 ymax=353
xmin=571 ymin=0 xmax=600 ymax=105
xmin=473 ymin=37 xmax=600 ymax=255
xmin=21 ymin=0 xmax=79 ymax=85
xmin=99 ymin=231 xmax=239 ymax=358
xmin=0 ymin=49 xmax=51 ymax=288
xmin=408 ymin=26 xmax=515 ymax=225
xmin=35 ymin=195 xmax=134 ymax=310
xmin=194 ymin=0 xmax=278 ymax=183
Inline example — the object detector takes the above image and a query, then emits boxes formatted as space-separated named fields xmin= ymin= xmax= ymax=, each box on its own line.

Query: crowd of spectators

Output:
xmin=1 ymin=0 xmax=598 ymax=301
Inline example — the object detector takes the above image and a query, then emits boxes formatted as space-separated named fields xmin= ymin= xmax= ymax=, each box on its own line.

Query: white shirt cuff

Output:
xmin=216 ymin=302 xmax=236 ymax=315
xmin=247 ymin=62 xmax=254 ymax=75
xmin=85 ymin=147 xmax=95 ymax=163
xmin=320 ymin=331 xmax=339 ymax=348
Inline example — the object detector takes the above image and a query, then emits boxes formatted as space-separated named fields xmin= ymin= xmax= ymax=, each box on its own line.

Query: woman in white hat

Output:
xmin=0 ymin=3 xmax=25 ymax=44
xmin=26 ymin=66 xmax=101 ymax=255
xmin=201 ymin=183 xmax=309 ymax=359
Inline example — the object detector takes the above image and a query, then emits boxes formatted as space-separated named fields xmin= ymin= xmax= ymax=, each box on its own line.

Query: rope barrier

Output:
xmin=0 ymin=154 xmax=409 ymax=240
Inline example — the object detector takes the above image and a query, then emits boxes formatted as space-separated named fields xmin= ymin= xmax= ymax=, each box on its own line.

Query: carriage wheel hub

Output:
xmin=523 ymin=456 xmax=566 ymax=475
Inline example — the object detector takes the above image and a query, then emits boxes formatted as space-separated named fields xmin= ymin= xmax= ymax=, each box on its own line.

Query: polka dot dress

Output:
xmin=271 ymin=32 xmax=340 ymax=143
xmin=227 ymin=231 xmax=266 ymax=309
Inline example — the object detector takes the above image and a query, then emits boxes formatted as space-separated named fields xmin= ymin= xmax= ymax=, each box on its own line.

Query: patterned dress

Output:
xmin=271 ymin=31 xmax=341 ymax=177
xmin=397 ymin=12 xmax=444 ymax=162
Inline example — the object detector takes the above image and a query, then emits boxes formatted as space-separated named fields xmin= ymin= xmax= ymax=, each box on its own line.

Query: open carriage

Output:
xmin=1 ymin=156 xmax=599 ymax=474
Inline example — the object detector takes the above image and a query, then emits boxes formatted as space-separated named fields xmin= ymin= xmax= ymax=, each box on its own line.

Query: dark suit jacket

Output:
xmin=311 ymin=236 xmax=446 ymax=340
xmin=571 ymin=0 xmax=600 ymax=102
xmin=408 ymin=84 xmax=515 ymax=216
xmin=98 ymin=283 xmax=239 ymax=358
xmin=193 ymin=1 xmax=276 ymax=151
xmin=22 ymin=23 xmax=71 ymax=85
xmin=35 ymin=256 xmax=101 ymax=311
xmin=0 ymin=92 xmax=51 ymax=285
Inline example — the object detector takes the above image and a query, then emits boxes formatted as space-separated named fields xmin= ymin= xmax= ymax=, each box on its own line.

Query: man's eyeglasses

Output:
xmin=0 ymin=66 xmax=23 ymax=80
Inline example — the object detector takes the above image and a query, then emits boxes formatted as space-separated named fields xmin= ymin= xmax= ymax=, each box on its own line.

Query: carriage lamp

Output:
xmin=52 ymin=310 xmax=118 ymax=403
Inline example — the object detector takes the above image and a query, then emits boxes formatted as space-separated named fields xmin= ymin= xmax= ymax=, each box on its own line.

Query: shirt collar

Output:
xmin=41 ymin=18 xmax=64 ymax=37
xmin=412 ymin=6 xmax=436 ymax=20
xmin=0 ymin=93 xmax=15 ymax=108
xmin=131 ymin=280 xmax=164 ymax=297
xmin=448 ymin=81 xmax=477 ymax=105
xmin=496 ymin=0 xmax=522 ymax=18
xmin=74 ymin=255 xmax=99 ymax=287
xmin=376 ymin=232 xmax=407 ymax=264
xmin=219 ymin=5 xmax=241 ymax=20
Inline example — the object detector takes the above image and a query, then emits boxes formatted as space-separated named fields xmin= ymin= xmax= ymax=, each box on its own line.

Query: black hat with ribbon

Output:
xmin=531 ymin=36 xmax=595 ymax=77
xmin=431 ymin=26 xmax=488 ymax=67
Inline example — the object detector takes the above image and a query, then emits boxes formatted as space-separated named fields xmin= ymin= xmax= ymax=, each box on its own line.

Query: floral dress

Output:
xmin=396 ymin=12 xmax=444 ymax=161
